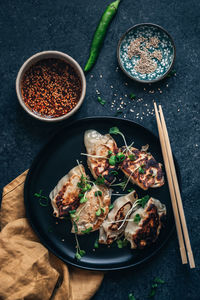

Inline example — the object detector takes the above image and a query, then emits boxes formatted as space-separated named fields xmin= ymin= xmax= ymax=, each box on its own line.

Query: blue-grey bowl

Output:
xmin=117 ymin=23 xmax=176 ymax=83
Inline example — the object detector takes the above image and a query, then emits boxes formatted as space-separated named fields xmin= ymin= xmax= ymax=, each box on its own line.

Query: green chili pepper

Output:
xmin=84 ymin=0 xmax=121 ymax=72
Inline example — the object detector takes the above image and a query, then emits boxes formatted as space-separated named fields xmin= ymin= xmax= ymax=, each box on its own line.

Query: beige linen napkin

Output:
xmin=0 ymin=171 xmax=104 ymax=300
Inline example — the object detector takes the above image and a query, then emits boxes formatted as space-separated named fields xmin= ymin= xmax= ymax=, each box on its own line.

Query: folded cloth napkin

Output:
xmin=0 ymin=171 xmax=104 ymax=300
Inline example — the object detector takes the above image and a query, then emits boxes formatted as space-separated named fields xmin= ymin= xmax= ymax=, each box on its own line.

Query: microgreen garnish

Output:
xmin=115 ymin=152 xmax=125 ymax=163
xmin=97 ymin=96 xmax=106 ymax=105
xmin=128 ymin=293 xmax=136 ymax=300
xmin=96 ymin=208 xmax=102 ymax=216
xmin=111 ymin=181 xmax=126 ymax=189
xmin=139 ymin=166 xmax=145 ymax=174
xmin=95 ymin=175 xmax=105 ymax=185
xmin=34 ymin=190 xmax=49 ymax=207
xmin=108 ymin=150 xmax=113 ymax=155
xmin=80 ymin=196 xmax=88 ymax=203
xmin=128 ymin=188 xmax=134 ymax=193
xmin=130 ymin=93 xmax=136 ymax=99
xmin=73 ymin=221 xmax=78 ymax=233
xmin=148 ymin=277 xmax=165 ymax=298
xmin=94 ymin=239 xmax=99 ymax=249
xmin=109 ymin=204 xmax=114 ymax=211
xmin=69 ymin=210 xmax=76 ymax=214
xmin=137 ymin=195 xmax=150 ymax=208
xmin=109 ymin=155 xmax=116 ymax=165
xmin=109 ymin=127 xmax=129 ymax=153
xmin=81 ymin=227 xmax=93 ymax=234
xmin=95 ymin=190 xmax=102 ymax=197
xmin=133 ymin=214 xmax=141 ymax=224
xmin=128 ymin=154 xmax=136 ymax=161
xmin=110 ymin=170 xmax=118 ymax=176
xmin=154 ymin=277 xmax=165 ymax=284
xmin=116 ymin=239 xmax=128 ymax=248
xmin=75 ymin=249 xmax=86 ymax=261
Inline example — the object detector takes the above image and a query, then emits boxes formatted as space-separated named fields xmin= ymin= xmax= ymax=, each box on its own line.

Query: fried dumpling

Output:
xmin=98 ymin=190 xmax=138 ymax=245
xmin=125 ymin=197 xmax=166 ymax=249
xmin=120 ymin=145 xmax=165 ymax=190
xmin=49 ymin=165 xmax=86 ymax=218
xmin=84 ymin=130 xmax=118 ymax=185
xmin=71 ymin=184 xmax=111 ymax=234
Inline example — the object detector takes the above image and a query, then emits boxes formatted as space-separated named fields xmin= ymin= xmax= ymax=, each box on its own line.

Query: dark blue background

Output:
xmin=0 ymin=0 xmax=199 ymax=299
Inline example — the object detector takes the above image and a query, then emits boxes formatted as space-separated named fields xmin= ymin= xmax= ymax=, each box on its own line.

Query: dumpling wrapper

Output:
xmin=71 ymin=184 xmax=111 ymax=234
xmin=98 ymin=190 xmax=138 ymax=245
xmin=49 ymin=164 xmax=86 ymax=218
xmin=125 ymin=197 xmax=166 ymax=249
xmin=120 ymin=146 xmax=165 ymax=190
xmin=84 ymin=130 xmax=118 ymax=185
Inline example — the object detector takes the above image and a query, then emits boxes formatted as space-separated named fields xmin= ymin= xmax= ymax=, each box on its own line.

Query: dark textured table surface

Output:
xmin=1 ymin=0 xmax=200 ymax=299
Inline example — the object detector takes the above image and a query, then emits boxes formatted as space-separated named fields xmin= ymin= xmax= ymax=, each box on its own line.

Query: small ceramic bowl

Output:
xmin=117 ymin=23 xmax=176 ymax=83
xmin=16 ymin=51 xmax=86 ymax=122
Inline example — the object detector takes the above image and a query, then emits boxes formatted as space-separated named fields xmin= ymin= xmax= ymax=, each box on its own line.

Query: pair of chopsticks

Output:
xmin=154 ymin=102 xmax=195 ymax=269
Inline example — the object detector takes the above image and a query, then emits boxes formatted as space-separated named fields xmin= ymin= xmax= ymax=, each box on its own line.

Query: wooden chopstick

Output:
xmin=154 ymin=102 xmax=188 ymax=265
xmin=158 ymin=105 xmax=195 ymax=269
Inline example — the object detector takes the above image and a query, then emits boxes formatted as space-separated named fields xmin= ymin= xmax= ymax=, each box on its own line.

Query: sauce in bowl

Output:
xmin=21 ymin=58 xmax=82 ymax=118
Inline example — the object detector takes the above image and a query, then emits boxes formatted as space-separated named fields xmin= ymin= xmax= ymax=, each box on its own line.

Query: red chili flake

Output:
xmin=21 ymin=58 xmax=82 ymax=118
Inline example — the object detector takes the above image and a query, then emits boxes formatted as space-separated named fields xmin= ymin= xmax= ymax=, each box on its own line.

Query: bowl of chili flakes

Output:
xmin=16 ymin=51 xmax=86 ymax=122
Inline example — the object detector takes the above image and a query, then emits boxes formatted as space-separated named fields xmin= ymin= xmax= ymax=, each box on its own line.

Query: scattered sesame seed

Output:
xmin=125 ymin=94 xmax=127 ymax=97
xmin=178 ymin=108 xmax=180 ymax=112
xmin=130 ymin=109 xmax=134 ymax=112
xmin=110 ymin=85 xmax=113 ymax=88
xmin=100 ymin=74 xmax=103 ymax=78
xmin=125 ymin=82 xmax=128 ymax=86
xmin=166 ymin=84 xmax=169 ymax=87
xmin=159 ymin=91 xmax=163 ymax=94
xmin=90 ymin=75 xmax=93 ymax=78
xmin=114 ymin=94 xmax=117 ymax=96
xmin=61 ymin=239 xmax=65 ymax=242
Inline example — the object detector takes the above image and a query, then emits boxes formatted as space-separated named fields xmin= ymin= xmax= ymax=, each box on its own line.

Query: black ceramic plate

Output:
xmin=24 ymin=117 xmax=180 ymax=271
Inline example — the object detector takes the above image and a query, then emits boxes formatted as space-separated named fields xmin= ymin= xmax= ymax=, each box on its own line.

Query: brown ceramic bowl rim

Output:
xmin=117 ymin=23 xmax=176 ymax=83
xmin=16 ymin=51 xmax=86 ymax=122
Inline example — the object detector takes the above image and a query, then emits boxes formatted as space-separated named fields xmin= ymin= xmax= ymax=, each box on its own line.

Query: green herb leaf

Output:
xmin=130 ymin=93 xmax=136 ymax=99
xmin=110 ymin=170 xmax=118 ymax=176
xmin=128 ymin=154 xmax=136 ymax=161
xmin=137 ymin=195 xmax=150 ymax=208
xmin=94 ymin=239 xmax=99 ymax=249
xmin=75 ymin=249 xmax=86 ymax=260
xmin=80 ymin=196 xmax=88 ymax=204
xmin=133 ymin=214 xmax=141 ymax=224
xmin=95 ymin=190 xmax=103 ymax=197
xmin=139 ymin=166 xmax=145 ymax=174
xmin=108 ymin=150 xmax=113 ymax=155
xmin=116 ymin=152 xmax=125 ymax=163
xmin=78 ymin=193 xmax=84 ymax=198
xmin=109 ymin=155 xmax=116 ymax=166
xmin=95 ymin=175 xmax=105 ymax=185
xmin=97 ymin=96 xmax=106 ymax=105
xmin=96 ymin=208 xmax=102 ymax=216
xmin=128 ymin=293 xmax=136 ymax=300
xmin=154 ymin=277 xmax=165 ymax=284
xmin=128 ymin=188 xmax=134 ymax=193
xmin=81 ymin=227 xmax=93 ymax=234
xmin=109 ymin=204 xmax=114 ymax=211
xmin=73 ymin=221 xmax=78 ymax=233
xmin=149 ymin=289 xmax=156 ymax=298
xmin=109 ymin=126 xmax=120 ymax=135
xmin=69 ymin=210 xmax=76 ymax=214
xmin=116 ymin=239 xmax=128 ymax=248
